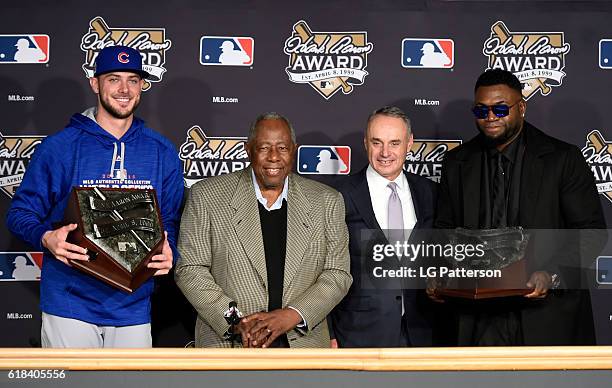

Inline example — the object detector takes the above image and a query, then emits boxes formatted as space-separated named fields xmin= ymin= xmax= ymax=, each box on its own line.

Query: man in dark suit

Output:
xmin=330 ymin=106 xmax=437 ymax=347
xmin=434 ymin=69 xmax=606 ymax=345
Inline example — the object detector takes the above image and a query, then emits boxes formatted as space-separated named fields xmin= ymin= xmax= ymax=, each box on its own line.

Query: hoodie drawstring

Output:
xmin=110 ymin=142 xmax=126 ymax=181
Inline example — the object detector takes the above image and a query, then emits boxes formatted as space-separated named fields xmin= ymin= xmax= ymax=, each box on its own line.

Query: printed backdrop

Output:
xmin=1 ymin=0 xmax=612 ymax=346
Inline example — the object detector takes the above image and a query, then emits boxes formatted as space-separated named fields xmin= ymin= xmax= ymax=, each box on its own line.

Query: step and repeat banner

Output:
xmin=1 ymin=1 xmax=612 ymax=346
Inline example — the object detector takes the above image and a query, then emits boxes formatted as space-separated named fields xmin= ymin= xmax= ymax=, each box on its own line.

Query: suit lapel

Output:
xmin=230 ymin=167 xmax=268 ymax=288
xmin=519 ymin=123 xmax=549 ymax=227
xmin=283 ymin=174 xmax=312 ymax=297
xmin=406 ymin=172 xmax=423 ymax=229
xmin=349 ymin=168 xmax=381 ymax=231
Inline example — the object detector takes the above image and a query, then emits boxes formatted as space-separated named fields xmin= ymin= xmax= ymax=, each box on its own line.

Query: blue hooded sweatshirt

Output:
xmin=6 ymin=108 xmax=184 ymax=326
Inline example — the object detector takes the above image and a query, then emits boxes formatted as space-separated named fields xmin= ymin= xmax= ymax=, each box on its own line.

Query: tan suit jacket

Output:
xmin=175 ymin=167 xmax=352 ymax=347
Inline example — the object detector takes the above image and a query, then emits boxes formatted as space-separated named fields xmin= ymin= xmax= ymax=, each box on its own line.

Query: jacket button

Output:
xmin=395 ymin=296 xmax=401 ymax=301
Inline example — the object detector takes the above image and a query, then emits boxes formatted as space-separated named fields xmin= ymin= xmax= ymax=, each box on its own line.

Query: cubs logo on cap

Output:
xmin=117 ymin=52 xmax=130 ymax=64
xmin=94 ymin=45 xmax=154 ymax=80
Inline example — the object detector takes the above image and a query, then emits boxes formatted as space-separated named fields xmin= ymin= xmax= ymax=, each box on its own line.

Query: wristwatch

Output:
xmin=550 ymin=273 xmax=561 ymax=289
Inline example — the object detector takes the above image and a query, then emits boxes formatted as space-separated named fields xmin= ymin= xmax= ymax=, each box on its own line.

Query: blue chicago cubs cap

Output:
xmin=94 ymin=45 xmax=153 ymax=80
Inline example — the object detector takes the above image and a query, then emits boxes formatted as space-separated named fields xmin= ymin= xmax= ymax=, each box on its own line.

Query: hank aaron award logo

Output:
xmin=0 ymin=132 xmax=44 ymax=199
xmin=179 ymin=126 xmax=250 ymax=188
xmin=582 ymin=130 xmax=612 ymax=204
xmin=482 ymin=21 xmax=570 ymax=100
xmin=406 ymin=139 xmax=462 ymax=182
xmin=283 ymin=20 xmax=373 ymax=100
xmin=80 ymin=16 xmax=172 ymax=91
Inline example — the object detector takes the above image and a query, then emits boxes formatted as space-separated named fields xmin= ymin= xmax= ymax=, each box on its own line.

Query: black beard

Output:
xmin=99 ymin=95 xmax=140 ymax=120
xmin=478 ymin=123 xmax=521 ymax=149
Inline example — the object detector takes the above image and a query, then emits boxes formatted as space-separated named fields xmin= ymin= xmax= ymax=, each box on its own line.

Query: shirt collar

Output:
xmin=251 ymin=169 xmax=289 ymax=211
xmin=501 ymin=128 xmax=524 ymax=162
xmin=486 ymin=128 xmax=524 ymax=163
xmin=366 ymin=165 xmax=408 ymax=191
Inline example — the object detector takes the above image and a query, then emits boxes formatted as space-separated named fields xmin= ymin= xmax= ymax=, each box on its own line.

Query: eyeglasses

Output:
xmin=471 ymin=101 xmax=520 ymax=119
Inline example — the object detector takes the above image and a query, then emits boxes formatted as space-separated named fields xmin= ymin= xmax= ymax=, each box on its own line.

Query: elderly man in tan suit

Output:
xmin=176 ymin=112 xmax=352 ymax=348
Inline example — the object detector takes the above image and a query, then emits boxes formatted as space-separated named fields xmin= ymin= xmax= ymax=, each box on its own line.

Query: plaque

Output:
xmin=62 ymin=187 xmax=164 ymax=293
xmin=436 ymin=227 xmax=532 ymax=299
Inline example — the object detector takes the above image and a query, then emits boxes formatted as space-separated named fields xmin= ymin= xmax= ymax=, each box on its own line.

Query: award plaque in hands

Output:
xmin=63 ymin=187 xmax=164 ymax=293
xmin=436 ymin=227 xmax=532 ymax=299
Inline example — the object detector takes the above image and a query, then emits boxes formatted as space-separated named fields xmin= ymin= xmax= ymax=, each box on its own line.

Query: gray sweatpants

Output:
xmin=41 ymin=312 xmax=152 ymax=348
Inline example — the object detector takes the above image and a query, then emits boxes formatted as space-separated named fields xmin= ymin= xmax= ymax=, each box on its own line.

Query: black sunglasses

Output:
xmin=472 ymin=101 xmax=520 ymax=119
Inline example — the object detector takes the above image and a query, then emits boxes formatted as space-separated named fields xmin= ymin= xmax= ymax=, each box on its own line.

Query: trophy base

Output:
xmin=436 ymin=288 xmax=532 ymax=300
xmin=436 ymin=259 xmax=530 ymax=300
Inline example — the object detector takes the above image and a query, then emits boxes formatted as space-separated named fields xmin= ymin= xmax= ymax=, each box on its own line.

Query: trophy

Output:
xmin=62 ymin=187 xmax=164 ymax=293
xmin=436 ymin=227 xmax=531 ymax=299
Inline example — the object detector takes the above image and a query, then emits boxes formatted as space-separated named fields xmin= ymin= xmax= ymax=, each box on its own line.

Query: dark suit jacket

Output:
xmin=435 ymin=122 xmax=606 ymax=345
xmin=330 ymin=167 xmax=438 ymax=347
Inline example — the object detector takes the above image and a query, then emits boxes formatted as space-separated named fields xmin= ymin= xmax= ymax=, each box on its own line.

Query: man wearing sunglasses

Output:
xmin=434 ymin=69 xmax=605 ymax=346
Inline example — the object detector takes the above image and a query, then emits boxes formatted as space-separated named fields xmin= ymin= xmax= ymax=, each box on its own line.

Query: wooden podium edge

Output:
xmin=1 ymin=347 xmax=612 ymax=371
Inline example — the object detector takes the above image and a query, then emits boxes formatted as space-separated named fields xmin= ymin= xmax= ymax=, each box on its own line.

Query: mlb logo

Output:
xmin=599 ymin=40 xmax=612 ymax=68
xmin=298 ymin=146 xmax=351 ymax=175
xmin=401 ymin=38 xmax=453 ymax=69
xmin=200 ymin=36 xmax=254 ymax=66
xmin=0 ymin=35 xmax=49 ymax=64
xmin=597 ymin=256 xmax=612 ymax=284
xmin=0 ymin=252 xmax=42 ymax=281
xmin=320 ymin=80 xmax=334 ymax=89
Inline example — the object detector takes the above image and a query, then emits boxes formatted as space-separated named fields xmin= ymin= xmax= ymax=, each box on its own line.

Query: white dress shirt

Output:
xmin=251 ymin=169 xmax=288 ymax=211
xmin=366 ymin=165 xmax=417 ymax=232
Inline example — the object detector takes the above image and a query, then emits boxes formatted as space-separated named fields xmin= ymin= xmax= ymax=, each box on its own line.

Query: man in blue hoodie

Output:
xmin=6 ymin=46 xmax=184 ymax=348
